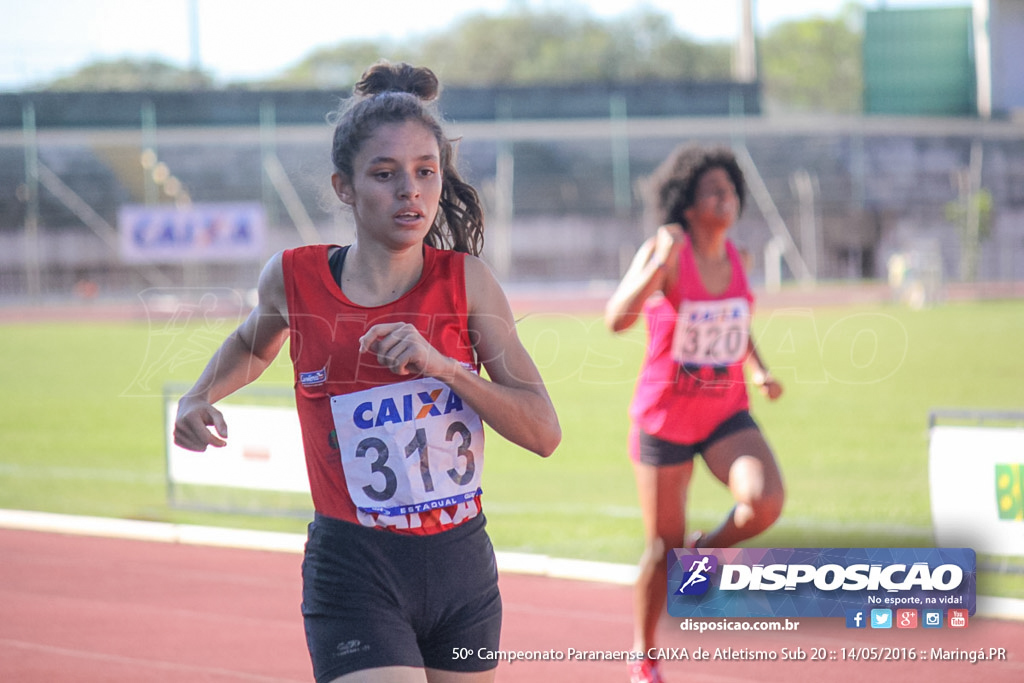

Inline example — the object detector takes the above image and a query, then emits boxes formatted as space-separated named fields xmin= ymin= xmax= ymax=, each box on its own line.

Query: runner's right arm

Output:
xmin=605 ymin=224 xmax=685 ymax=333
xmin=173 ymin=252 xmax=290 ymax=452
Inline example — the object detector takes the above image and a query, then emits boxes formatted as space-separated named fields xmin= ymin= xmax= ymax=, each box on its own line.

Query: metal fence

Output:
xmin=2 ymin=109 xmax=1023 ymax=303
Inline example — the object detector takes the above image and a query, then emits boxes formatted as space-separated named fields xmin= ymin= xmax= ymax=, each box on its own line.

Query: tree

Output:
xmin=46 ymin=58 xmax=213 ymax=91
xmin=759 ymin=3 xmax=864 ymax=113
xmin=267 ymin=7 xmax=730 ymax=89
xmin=268 ymin=41 xmax=406 ymax=89
xmin=417 ymin=7 xmax=730 ymax=85
xmin=37 ymin=4 xmax=865 ymax=116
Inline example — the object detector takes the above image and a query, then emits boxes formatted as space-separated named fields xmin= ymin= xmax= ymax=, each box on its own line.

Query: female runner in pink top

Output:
xmin=605 ymin=145 xmax=785 ymax=683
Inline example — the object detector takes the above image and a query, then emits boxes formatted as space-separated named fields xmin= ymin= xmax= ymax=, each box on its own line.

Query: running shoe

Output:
xmin=628 ymin=658 xmax=663 ymax=683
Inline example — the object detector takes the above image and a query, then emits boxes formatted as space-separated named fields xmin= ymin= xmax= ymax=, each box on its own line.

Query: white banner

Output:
xmin=929 ymin=424 xmax=1024 ymax=557
xmin=166 ymin=403 xmax=309 ymax=494
xmin=119 ymin=202 xmax=265 ymax=263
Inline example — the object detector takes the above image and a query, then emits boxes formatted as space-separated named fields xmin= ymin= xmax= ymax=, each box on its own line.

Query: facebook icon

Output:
xmin=845 ymin=609 xmax=867 ymax=629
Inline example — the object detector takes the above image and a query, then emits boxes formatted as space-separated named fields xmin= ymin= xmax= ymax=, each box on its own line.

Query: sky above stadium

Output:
xmin=0 ymin=0 xmax=972 ymax=90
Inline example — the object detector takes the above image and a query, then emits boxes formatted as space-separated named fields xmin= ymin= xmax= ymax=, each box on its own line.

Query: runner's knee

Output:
xmin=738 ymin=483 xmax=784 ymax=529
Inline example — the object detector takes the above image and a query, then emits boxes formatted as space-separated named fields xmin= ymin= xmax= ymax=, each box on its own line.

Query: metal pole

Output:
xmin=22 ymin=102 xmax=41 ymax=300
xmin=734 ymin=145 xmax=814 ymax=285
xmin=729 ymin=89 xmax=747 ymax=152
xmin=260 ymin=99 xmax=280 ymax=229
xmin=965 ymin=140 xmax=984 ymax=281
xmin=491 ymin=95 xmax=514 ymax=280
xmin=610 ymin=93 xmax=631 ymax=217
xmin=972 ymin=0 xmax=991 ymax=119
xmin=791 ymin=168 xmax=819 ymax=280
xmin=734 ymin=0 xmax=758 ymax=83
xmin=141 ymin=100 xmax=158 ymax=204
xmin=188 ymin=0 xmax=202 ymax=88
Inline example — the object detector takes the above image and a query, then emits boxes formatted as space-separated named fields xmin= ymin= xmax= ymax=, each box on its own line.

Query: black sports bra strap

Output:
xmin=328 ymin=245 xmax=351 ymax=286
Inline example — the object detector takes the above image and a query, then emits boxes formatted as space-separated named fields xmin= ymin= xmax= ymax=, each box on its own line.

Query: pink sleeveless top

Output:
xmin=629 ymin=237 xmax=754 ymax=445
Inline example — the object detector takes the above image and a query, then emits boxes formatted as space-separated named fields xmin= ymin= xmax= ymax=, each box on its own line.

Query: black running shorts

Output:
xmin=301 ymin=512 xmax=502 ymax=682
xmin=634 ymin=410 xmax=760 ymax=466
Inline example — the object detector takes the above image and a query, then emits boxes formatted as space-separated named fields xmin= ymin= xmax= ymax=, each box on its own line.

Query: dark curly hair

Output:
xmin=328 ymin=61 xmax=484 ymax=255
xmin=641 ymin=144 xmax=746 ymax=233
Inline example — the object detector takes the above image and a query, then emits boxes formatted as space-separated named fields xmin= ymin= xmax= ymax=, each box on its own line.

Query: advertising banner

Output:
xmin=166 ymin=402 xmax=308 ymax=493
xmin=119 ymin=202 xmax=265 ymax=263
xmin=929 ymin=422 xmax=1024 ymax=556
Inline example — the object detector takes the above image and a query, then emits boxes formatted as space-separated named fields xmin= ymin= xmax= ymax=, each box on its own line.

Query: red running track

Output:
xmin=2 ymin=527 xmax=1023 ymax=683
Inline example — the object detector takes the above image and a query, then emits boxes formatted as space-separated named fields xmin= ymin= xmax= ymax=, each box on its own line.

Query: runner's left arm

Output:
xmin=745 ymin=336 xmax=783 ymax=401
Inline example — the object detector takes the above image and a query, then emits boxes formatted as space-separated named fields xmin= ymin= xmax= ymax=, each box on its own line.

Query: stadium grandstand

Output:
xmin=0 ymin=2 xmax=1022 ymax=303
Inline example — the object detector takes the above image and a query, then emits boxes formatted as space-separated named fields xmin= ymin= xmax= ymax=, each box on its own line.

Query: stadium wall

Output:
xmin=0 ymin=90 xmax=1023 ymax=300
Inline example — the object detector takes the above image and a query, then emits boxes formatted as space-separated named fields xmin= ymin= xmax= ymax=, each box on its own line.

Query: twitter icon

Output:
xmin=870 ymin=609 xmax=893 ymax=629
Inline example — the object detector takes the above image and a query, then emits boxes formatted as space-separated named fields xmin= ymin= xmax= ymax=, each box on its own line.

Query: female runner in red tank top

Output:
xmin=605 ymin=145 xmax=785 ymax=683
xmin=173 ymin=62 xmax=560 ymax=683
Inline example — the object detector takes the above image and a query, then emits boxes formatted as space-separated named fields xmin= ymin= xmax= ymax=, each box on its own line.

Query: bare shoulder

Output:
xmin=463 ymin=253 xmax=511 ymax=316
xmin=463 ymin=252 xmax=496 ymax=282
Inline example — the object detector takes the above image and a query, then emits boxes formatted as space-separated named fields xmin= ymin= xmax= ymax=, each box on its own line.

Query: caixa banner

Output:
xmin=667 ymin=548 xmax=975 ymax=618
xmin=119 ymin=202 xmax=266 ymax=263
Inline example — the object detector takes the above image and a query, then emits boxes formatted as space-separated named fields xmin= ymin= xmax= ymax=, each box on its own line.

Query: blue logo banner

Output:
xmin=667 ymin=548 xmax=975 ymax=618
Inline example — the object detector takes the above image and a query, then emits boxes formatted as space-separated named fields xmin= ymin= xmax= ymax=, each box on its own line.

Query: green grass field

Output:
xmin=1 ymin=295 xmax=1022 ymax=598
